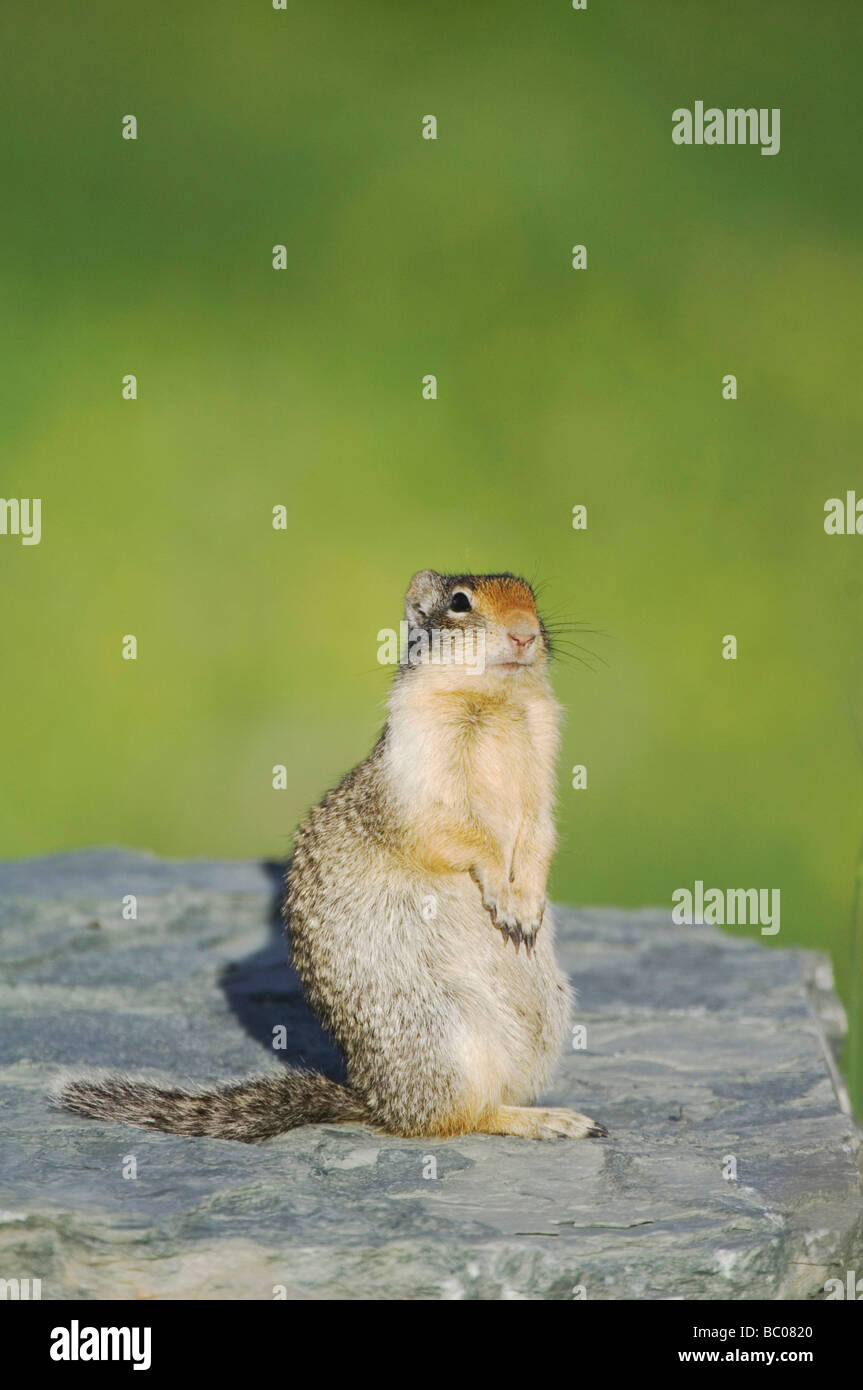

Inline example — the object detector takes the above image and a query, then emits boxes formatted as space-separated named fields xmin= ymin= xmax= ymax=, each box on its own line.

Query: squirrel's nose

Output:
xmin=504 ymin=609 xmax=540 ymax=654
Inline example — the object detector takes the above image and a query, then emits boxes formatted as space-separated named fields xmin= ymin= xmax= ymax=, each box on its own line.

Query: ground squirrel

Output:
xmin=57 ymin=570 xmax=607 ymax=1143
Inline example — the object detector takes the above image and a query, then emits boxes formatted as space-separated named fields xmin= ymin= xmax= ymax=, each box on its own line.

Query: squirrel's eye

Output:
xmin=449 ymin=592 xmax=472 ymax=613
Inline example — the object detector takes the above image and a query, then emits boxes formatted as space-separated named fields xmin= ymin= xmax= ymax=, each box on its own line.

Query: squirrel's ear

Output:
xmin=405 ymin=570 xmax=443 ymax=626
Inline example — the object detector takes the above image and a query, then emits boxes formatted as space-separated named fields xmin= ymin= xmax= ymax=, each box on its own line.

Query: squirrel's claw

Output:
xmin=484 ymin=887 xmax=541 ymax=956
xmin=498 ymin=923 xmax=520 ymax=950
xmin=496 ymin=921 xmax=540 ymax=955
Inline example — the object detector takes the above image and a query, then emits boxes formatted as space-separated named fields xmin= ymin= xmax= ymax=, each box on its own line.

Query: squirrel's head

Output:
xmin=402 ymin=570 xmax=549 ymax=687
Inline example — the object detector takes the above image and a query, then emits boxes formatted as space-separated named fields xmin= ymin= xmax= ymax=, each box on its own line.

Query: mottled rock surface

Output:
xmin=0 ymin=849 xmax=859 ymax=1300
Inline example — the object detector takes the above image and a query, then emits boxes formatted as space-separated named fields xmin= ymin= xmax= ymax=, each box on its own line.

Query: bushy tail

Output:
xmin=52 ymin=1069 xmax=368 ymax=1143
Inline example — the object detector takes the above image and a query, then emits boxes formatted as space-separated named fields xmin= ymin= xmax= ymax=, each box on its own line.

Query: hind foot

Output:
xmin=475 ymin=1104 xmax=608 ymax=1140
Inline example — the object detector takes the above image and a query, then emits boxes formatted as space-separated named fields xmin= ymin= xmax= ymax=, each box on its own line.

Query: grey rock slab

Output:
xmin=0 ymin=848 xmax=859 ymax=1300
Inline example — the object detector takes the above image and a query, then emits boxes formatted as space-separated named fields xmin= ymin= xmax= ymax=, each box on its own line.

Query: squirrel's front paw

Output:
xmin=497 ymin=897 xmax=545 ymax=955
xmin=472 ymin=870 xmax=545 ymax=954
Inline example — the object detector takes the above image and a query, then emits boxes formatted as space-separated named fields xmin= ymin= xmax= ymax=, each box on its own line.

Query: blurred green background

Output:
xmin=2 ymin=2 xmax=861 ymax=1106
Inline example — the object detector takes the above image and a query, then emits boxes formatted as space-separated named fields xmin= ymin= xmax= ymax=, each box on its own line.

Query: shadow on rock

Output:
xmin=217 ymin=859 xmax=347 ymax=1080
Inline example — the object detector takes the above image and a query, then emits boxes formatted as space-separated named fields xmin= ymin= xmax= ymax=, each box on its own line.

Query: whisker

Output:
xmin=545 ymin=639 xmax=608 ymax=672
xmin=544 ymin=622 xmax=611 ymax=640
